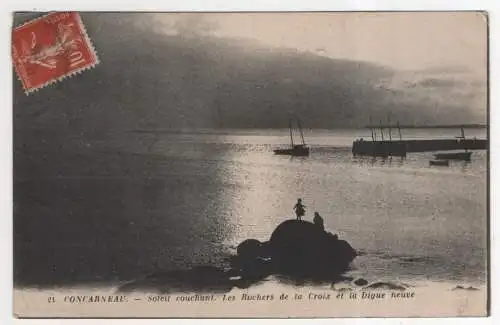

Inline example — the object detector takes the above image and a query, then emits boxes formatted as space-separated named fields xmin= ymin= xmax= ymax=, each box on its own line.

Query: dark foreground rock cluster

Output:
xmin=231 ymin=220 xmax=357 ymax=281
xmin=119 ymin=219 xmax=357 ymax=293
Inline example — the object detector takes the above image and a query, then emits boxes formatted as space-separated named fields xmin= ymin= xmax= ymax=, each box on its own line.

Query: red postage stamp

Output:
xmin=12 ymin=12 xmax=99 ymax=94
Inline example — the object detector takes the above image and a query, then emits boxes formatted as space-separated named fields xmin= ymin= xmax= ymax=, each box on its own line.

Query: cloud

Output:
xmin=417 ymin=78 xmax=464 ymax=88
xmin=172 ymin=15 xmax=219 ymax=37
xmin=13 ymin=13 xmax=486 ymax=137
xmin=374 ymin=68 xmax=486 ymax=124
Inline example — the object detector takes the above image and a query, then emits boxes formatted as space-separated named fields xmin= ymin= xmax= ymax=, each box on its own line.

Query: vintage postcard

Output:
xmin=12 ymin=11 xmax=488 ymax=318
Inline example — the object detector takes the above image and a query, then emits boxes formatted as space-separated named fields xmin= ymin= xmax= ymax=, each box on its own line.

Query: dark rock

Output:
xmin=232 ymin=239 xmax=273 ymax=281
xmin=336 ymin=287 xmax=353 ymax=292
xmin=233 ymin=220 xmax=357 ymax=280
xmin=365 ymin=281 xmax=406 ymax=291
xmin=268 ymin=220 xmax=356 ymax=276
xmin=238 ymin=258 xmax=273 ymax=281
xmin=354 ymin=278 xmax=369 ymax=286
xmin=237 ymin=239 xmax=264 ymax=260
xmin=452 ymin=285 xmax=479 ymax=291
xmin=119 ymin=220 xmax=357 ymax=293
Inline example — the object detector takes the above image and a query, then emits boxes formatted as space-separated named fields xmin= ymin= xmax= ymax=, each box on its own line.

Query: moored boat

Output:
xmin=433 ymin=151 xmax=472 ymax=161
xmin=433 ymin=127 xmax=473 ymax=162
xmin=273 ymin=119 xmax=310 ymax=157
xmin=429 ymin=159 xmax=450 ymax=166
xmin=274 ymin=144 xmax=310 ymax=156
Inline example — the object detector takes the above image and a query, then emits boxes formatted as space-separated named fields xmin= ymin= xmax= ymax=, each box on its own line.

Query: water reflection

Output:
xmin=14 ymin=130 xmax=487 ymax=289
xmin=352 ymin=155 xmax=406 ymax=167
xmin=352 ymin=153 xmax=477 ymax=173
xmin=460 ymin=161 xmax=472 ymax=173
xmin=14 ymin=133 xmax=237 ymax=286
xmin=221 ymin=141 xmax=294 ymax=245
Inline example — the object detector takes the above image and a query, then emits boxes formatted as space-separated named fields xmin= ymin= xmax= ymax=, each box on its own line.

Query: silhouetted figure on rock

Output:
xmin=293 ymin=198 xmax=306 ymax=220
xmin=313 ymin=212 xmax=324 ymax=230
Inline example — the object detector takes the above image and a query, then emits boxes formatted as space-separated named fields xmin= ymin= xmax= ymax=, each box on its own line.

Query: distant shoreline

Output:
xmin=131 ymin=125 xmax=487 ymax=134
xmin=363 ymin=124 xmax=487 ymax=129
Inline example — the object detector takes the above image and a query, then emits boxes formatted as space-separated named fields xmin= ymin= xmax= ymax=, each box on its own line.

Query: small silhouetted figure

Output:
xmin=313 ymin=212 xmax=324 ymax=230
xmin=293 ymin=198 xmax=306 ymax=220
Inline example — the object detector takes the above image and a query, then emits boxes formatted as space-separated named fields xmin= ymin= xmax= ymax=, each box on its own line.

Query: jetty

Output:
xmin=352 ymin=122 xmax=487 ymax=157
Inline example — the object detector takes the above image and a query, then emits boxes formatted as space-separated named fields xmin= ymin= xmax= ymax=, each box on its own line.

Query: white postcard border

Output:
xmin=1 ymin=0 xmax=498 ymax=324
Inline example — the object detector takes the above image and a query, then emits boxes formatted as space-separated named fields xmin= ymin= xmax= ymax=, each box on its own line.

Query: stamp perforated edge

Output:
xmin=12 ymin=12 xmax=100 ymax=95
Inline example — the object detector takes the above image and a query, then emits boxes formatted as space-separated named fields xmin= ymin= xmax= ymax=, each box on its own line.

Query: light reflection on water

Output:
xmin=143 ymin=129 xmax=487 ymax=283
xmin=14 ymin=128 xmax=487 ymax=287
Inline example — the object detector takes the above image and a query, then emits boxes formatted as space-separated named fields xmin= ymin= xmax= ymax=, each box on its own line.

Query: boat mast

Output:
xmin=289 ymin=119 xmax=294 ymax=147
xmin=297 ymin=119 xmax=306 ymax=145
xmin=461 ymin=126 xmax=468 ymax=153
xmin=387 ymin=114 xmax=392 ymax=142
xmin=397 ymin=120 xmax=402 ymax=140
xmin=380 ymin=120 xmax=385 ymax=141
xmin=369 ymin=116 xmax=375 ymax=141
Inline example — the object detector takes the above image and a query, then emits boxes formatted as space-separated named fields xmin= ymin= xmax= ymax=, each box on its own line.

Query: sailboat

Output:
xmin=433 ymin=126 xmax=472 ymax=161
xmin=273 ymin=119 xmax=310 ymax=157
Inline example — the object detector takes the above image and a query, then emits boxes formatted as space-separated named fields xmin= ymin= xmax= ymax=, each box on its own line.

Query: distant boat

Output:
xmin=429 ymin=159 xmax=450 ymax=167
xmin=273 ymin=119 xmax=310 ymax=157
xmin=433 ymin=152 xmax=472 ymax=161
xmin=433 ymin=126 xmax=473 ymax=161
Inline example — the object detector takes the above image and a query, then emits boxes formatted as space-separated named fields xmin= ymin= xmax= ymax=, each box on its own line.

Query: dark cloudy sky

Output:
xmin=150 ymin=12 xmax=486 ymax=74
xmin=13 ymin=12 xmax=487 ymax=130
xmin=141 ymin=12 xmax=488 ymax=122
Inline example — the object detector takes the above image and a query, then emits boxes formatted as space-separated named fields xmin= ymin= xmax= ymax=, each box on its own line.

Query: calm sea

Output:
xmin=14 ymin=128 xmax=488 ymax=289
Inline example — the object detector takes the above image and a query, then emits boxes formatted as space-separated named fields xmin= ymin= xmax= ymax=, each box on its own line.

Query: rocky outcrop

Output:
xmin=232 ymin=219 xmax=357 ymax=280
xmin=118 ymin=219 xmax=357 ymax=293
